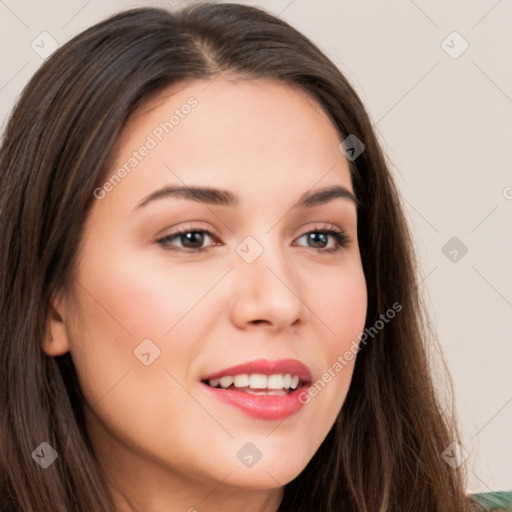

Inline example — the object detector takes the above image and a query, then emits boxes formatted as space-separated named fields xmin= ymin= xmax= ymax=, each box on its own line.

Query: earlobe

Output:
xmin=42 ymin=293 xmax=71 ymax=356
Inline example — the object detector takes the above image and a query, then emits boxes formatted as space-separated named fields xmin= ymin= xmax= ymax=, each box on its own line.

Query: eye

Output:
xmin=294 ymin=224 xmax=350 ymax=253
xmin=155 ymin=223 xmax=350 ymax=253
xmin=155 ymin=224 xmax=219 ymax=253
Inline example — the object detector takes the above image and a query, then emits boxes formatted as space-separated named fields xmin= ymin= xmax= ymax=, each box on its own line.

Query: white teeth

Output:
xmin=207 ymin=373 xmax=303 ymax=391
xmin=249 ymin=374 xmax=267 ymax=389
xmin=267 ymin=374 xmax=285 ymax=389
xmin=234 ymin=374 xmax=250 ymax=387
xmin=209 ymin=378 xmax=220 ymax=388
xmin=219 ymin=376 xmax=234 ymax=388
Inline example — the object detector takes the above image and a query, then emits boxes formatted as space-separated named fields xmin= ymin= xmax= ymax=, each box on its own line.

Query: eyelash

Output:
xmin=155 ymin=223 xmax=350 ymax=254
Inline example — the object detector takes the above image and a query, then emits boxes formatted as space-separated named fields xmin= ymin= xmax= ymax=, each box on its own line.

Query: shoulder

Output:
xmin=469 ymin=491 xmax=512 ymax=511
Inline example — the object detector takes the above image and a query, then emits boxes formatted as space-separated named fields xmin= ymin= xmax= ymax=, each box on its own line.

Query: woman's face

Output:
xmin=47 ymin=78 xmax=367 ymax=508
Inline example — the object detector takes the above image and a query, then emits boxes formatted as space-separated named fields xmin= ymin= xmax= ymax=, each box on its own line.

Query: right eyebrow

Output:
xmin=135 ymin=185 xmax=238 ymax=210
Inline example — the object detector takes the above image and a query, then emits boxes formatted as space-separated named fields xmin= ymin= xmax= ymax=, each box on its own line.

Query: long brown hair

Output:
xmin=0 ymin=3 xmax=481 ymax=511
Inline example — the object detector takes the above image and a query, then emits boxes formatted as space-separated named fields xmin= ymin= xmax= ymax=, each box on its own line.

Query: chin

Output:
xmin=217 ymin=451 xmax=310 ymax=490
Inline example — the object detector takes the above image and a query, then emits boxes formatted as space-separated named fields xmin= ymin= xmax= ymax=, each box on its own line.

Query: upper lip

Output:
xmin=200 ymin=358 xmax=312 ymax=383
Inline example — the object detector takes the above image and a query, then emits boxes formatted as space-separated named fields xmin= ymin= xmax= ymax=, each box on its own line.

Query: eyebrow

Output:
xmin=135 ymin=184 xmax=359 ymax=211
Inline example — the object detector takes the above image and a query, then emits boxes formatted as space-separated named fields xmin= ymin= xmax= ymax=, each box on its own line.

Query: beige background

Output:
xmin=1 ymin=0 xmax=510 ymax=494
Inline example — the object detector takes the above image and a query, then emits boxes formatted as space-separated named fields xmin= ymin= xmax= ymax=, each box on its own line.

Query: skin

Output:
xmin=44 ymin=78 xmax=368 ymax=512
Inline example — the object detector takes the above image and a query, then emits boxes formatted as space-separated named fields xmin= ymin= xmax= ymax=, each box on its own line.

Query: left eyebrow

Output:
xmin=134 ymin=184 xmax=359 ymax=211
xmin=296 ymin=185 xmax=360 ymax=208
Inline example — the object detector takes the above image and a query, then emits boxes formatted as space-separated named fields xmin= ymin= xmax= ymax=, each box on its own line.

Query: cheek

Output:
xmin=73 ymin=244 xmax=215 ymax=339
xmin=311 ymin=261 xmax=368 ymax=355
xmin=299 ymin=263 xmax=367 ymax=437
xmin=67 ymin=243 xmax=227 ymax=403
xmin=66 ymin=251 xmax=201 ymax=463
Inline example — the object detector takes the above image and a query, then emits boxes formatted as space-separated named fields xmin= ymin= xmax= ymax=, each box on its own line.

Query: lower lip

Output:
xmin=200 ymin=382 xmax=310 ymax=420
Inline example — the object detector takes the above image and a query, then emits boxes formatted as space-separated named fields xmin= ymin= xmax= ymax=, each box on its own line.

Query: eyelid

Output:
xmin=298 ymin=222 xmax=348 ymax=237
xmin=151 ymin=220 xmax=218 ymax=243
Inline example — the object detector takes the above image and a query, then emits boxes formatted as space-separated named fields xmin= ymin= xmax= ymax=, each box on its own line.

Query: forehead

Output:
xmin=102 ymin=78 xmax=353 ymax=214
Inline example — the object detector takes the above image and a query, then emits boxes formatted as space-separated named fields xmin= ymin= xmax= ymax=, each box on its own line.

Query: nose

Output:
xmin=229 ymin=239 xmax=305 ymax=331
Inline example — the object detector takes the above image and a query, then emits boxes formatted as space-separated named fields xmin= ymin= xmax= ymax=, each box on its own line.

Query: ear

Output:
xmin=42 ymin=292 xmax=71 ymax=356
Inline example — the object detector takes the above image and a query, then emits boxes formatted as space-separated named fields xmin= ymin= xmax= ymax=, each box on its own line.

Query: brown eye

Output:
xmin=156 ymin=227 xmax=218 ymax=252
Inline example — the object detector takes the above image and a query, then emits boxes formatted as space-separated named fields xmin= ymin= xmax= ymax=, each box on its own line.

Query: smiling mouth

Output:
xmin=201 ymin=373 xmax=307 ymax=396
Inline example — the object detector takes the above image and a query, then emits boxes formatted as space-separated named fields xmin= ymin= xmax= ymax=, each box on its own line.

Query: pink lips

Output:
xmin=200 ymin=358 xmax=312 ymax=421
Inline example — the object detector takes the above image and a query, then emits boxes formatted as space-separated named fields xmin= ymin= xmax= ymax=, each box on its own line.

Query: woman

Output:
xmin=0 ymin=3 xmax=509 ymax=511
